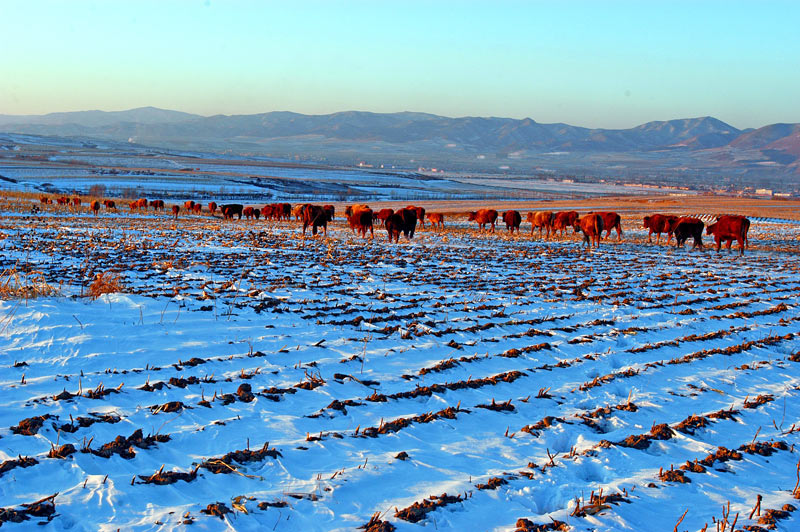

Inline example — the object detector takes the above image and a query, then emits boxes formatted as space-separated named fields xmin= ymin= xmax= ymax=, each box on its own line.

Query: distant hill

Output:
xmin=0 ymin=107 xmax=747 ymax=151
xmin=0 ymin=106 xmax=200 ymax=127
xmin=1 ymin=107 xmax=798 ymax=183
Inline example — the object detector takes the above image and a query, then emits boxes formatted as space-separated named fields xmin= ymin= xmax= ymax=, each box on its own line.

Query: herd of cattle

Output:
xmin=38 ymin=195 xmax=753 ymax=255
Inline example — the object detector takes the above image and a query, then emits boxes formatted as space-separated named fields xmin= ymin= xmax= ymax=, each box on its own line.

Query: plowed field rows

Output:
xmin=1 ymin=207 xmax=800 ymax=531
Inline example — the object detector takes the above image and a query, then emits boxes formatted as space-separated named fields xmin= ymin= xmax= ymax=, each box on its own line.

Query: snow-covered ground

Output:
xmin=1 ymin=206 xmax=800 ymax=531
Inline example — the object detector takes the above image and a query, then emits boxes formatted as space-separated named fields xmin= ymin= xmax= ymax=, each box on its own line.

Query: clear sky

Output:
xmin=1 ymin=0 xmax=798 ymax=129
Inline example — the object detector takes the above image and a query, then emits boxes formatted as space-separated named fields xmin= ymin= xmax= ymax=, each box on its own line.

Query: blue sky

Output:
xmin=1 ymin=0 xmax=798 ymax=128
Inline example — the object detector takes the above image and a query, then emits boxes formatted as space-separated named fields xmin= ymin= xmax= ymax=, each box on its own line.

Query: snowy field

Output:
xmin=0 ymin=133 xmax=516 ymax=202
xmin=1 ymin=205 xmax=800 ymax=531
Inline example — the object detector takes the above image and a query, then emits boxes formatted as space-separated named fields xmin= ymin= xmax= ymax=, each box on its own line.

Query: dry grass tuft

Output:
xmin=88 ymin=272 xmax=124 ymax=299
xmin=0 ymin=267 xmax=60 ymax=300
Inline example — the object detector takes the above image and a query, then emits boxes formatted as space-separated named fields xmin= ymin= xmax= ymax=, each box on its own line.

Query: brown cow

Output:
xmin=129 ymin=201 xmax=138 ymax=211
xmin=426 ymin=212 xmax=444 ymax=229
xmin=292 ymin=204 xmax=305 ymax=221
xmin=72 ymin=197 xmax=82 ymax=209
xmin=57 ymin=197 xmax=70 ymax=207
xmin=221 ymin=204 xmax=243 ymax=220
xmin=322 ymin=205 xmax=335 ymax=222
xmin=527 ymin=211 xmax=554 ymax=238
xmin=401 ymin=207 xmax=417 ymax=238
xmin=103 ymin=200 xmax=116 ymax=211
xmin=39 ymin=196 xmax=52 ymax=205
xmin=149 ymin=199 xmax=165 ymax=211
xmin=385 ymin=207 xmax=418 ymax=242
xmin=673 ymin=217 xmax=704 ymax=250
xmin=502 ymin=210 xmax=522 ymax=234
xmin=573 ymin=214 xmax=604 ymax=248
xmin=374 ymin=208 xmax=394 ymax=223
xmin=280 ymin=203 xmax=292 ymax=221
xmin=136 ymin=198 xmax=148 ymax=210
xmin=184 ymin=200 xmax=196 ymax=213
xmin=171 ymin=205 xmax=180 ymax=220
xmin=89 ymin=200 xmax=101 ymax=216
xmin=262 ymin=204 xmax=274 ymax=220
xmin=553 ymin=211 xmax=579 ymax=236
xmin=302 ymin=204 xmax=331 ymax=236
xmin=643 ymin=214 xmax=678 ymax=244
xmin=345 ymin=205 xmax=374 ymax=238
xmin=594 ymin=212 xmax=623 ymax=241
xmin=407 ymin=206 xmax=426 ymax=229
xmin=192 ymin=203 xmax=202 ymax=215
xmin=385 ymin=213 xmax=403 ymax=243
xmin=707 ymin=215 xmax=750 ymax=255
xmin=208 ymin=202 xmax=218 ymax=215
xmin=468 ymin=209 xmax=499 ymax=232
xmin=243 ymin=206 xmax=255 ymax=220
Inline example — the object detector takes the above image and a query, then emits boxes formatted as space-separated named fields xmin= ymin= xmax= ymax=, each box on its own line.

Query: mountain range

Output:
xmin=1 ymin=107 xmax=798 ymax=186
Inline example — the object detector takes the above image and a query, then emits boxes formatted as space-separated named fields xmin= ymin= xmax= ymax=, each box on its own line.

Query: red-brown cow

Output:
xmin=292 ymin=204 xmax=305 ymax=221
xmin=72 ymin=197 xmax=82 ymax=209
xmin=136 ymin=198 xmax=148 ymax=210
xmin=673 ymin=217 xmax=704 ymax=250
xmin=345 ymin=205 xmax=374 ymax=238
xmin=502 ymin=210 xmax=522 ymax=234
xmin=526 ymin=211 xmax=554 ymax=238
xmin=129 ymin=201 xmax=138 ymax=211
xmin=57 ymin=197 xmax=70 ymax=207
xmin=573 ymin=214 xmax=604 ymax=248
xmin=468 ymin=209 xmax=499 ymax=232
xmin=302 ymin=204 xmax=331 ymax=236
xmin=707 ymin=215 xmax=750 ymax=255
xmin=243 ymin=206 xmax=256 ymax=220
xmin=171 ymin=205 xmax=180 ymax=220
xmin=262 ymin=205 xmax=274 ymax=220
xmin=643 ymin=214 xmax=678 ymax=244
xmin=374 ymin=208 xmax=394 ymax=223
xmin=426 ymin=212 xmax=444 ymax=229
xmin=553 ymin=211 xmax=579 ymax=236
xmin=39 ymin=196 xmax=52 ymax=205
xmin=208 ymin=202 xmax=217 ymax=215
xmin=184 ymin=200 xmax=196 ymax=213
xmin=594 ymin=212 xmax=623 ymax=241
xmin=149 ymin=199 xmax=164 ymax=211
xmin=192 ymin=203 xmax=202 ymax=215
xmin=103 ymin=200 xmax=116 ymax=211
xmin=407 ymin=206 xmax=426 ymax=229
xmin=89 ymin=200 xmax=101 ymax=216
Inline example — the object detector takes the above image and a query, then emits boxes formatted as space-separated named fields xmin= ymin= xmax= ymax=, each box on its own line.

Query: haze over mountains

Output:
xmin=1 ymin=107 xmax=798 ymax=188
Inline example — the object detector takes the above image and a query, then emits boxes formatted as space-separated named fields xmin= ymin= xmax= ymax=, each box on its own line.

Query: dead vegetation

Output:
xmin=0 ymin=266 xmax=60 ymax=300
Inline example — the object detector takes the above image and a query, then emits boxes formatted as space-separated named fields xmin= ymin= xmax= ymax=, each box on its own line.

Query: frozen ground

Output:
xmin=1 ymin=205 xmax=800 ymax=531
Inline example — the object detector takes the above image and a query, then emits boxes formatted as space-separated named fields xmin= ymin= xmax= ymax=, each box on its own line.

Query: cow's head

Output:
xmin=467 ymin=212 xmax=477 ymax=221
